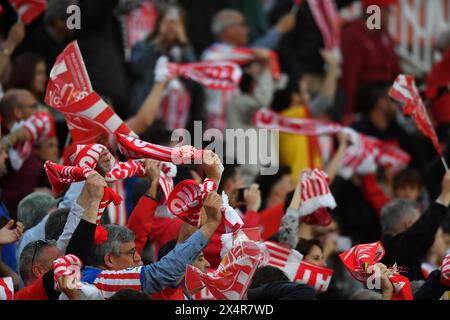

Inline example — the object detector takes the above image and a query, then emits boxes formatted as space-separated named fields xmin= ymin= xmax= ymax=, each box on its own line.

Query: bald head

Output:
xmin=211 ymin=9 xmax=248 ymax=46
xmin=0 ymin=89 xmax=38 ymax=127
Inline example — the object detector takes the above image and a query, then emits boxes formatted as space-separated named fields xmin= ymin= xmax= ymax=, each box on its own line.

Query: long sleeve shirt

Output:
xmin=382 ymin=201 xmax=449 ymax=280
xmin=81 ymin=230 xmax=208 ymax=298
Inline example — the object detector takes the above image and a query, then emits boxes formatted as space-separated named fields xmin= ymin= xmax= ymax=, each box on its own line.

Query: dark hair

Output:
xmin=5 ymin=52 xmax=45 ymax=93
xmin=393 ymin=168 xmax=423 ymax=191
xmin=139 ymin=120 xmax=173 ymax=146
xmin=158 ymin=239 xmax=177 ymax=260
xmin=356 ymin=82 xmax=391 ymax=115
xmin=217 ymin=163 xmax=239 ymax=193
xmin=0 ymin=92 xmax=23 ymax=119
xmin=45 ymin=208 xmax=70 ymax=240
xmin=249 ymin=265 xmax=290 ymax=289
xmin=255 ymin=165 xmax=291 ymax=210
xmin=296 ymin=238 xmax=323 ymax=256
xmin=270 ymin=79 xmax=300 ymax=112
xmin=441 ymin=214 xmax=450 ymax=235
xmin=108 ymin=289 xmax=151 ymax=300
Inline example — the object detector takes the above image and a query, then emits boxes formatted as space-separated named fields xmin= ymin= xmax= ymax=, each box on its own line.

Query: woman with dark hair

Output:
xmin=296 ymin=238 xmax=326 ymax=267
xmin=5 ymin=52 xmax=47 ymax=102
xmin=129 ymin=4 xmax=198 ymax=128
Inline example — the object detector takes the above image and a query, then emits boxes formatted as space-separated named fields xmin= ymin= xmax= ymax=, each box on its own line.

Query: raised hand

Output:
xmin=0 ymin=220 xmax=24 ymax=245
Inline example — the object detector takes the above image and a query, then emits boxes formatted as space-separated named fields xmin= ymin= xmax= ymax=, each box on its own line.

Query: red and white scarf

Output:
xmin=159 ymin=79 xmax=192 ymax=130
xmin=168 ymin=61 xmax=242 ymax=91
xmin=53 ymin=254 xmax=83 ymax=291
xmin=294 ymin=260 xmax=334 ymax=293
xmin=45 ymin=41 xmax=134 ymax=144
xmin=0 ymin=277 xmax=13 ymax=300
xmin=254 ymin=108 xmax=410 ymax=178
xmin=307 ymin=0 xmax=340 ymax=50
xmin=9 ymin=0 xmax=46 ymax=25
xmin=389 ymin=74 xmax=442 ymax=156
xmin=9 ymin=111 xmax=56 ymax=171
xmin=339 ymin=241 xmax=385 ymax=282
xmin=203 ymin=43 xmax=281 ymax=80
xmin=115 ymin=133 xmax=200 ymax=164
xmin=44 ymin=161 xmax=122 ymax=224
xmin=125 ymin=0 xmax=158 ymax=50
xmin=441 ymin=249 xmax=450 ymax=286
xmin=298 ymin=169 xmax=336 ymax=217
xmin=166 ymin=179 xmax=243 ymax=233
xmin=185 ymin=240 xmax=264 ymax=300
xmin=262 ymin=241 xmax=304 ymax=281
xmin=261 ymin=241 xmax=333 ymax=293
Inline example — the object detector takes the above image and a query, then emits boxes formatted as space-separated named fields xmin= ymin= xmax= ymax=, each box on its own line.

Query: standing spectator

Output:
xmin=14 ymin=0 xmax=78 ymax=70
xmin=340 ymin=0 xmax=400 ymax=118
xmin=202 ymin=9 xmax=296 ymax=133
xmin=380 ymin=171 xmax=450 ymax=280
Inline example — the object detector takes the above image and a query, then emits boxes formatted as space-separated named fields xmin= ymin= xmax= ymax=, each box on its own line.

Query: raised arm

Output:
xmin=140 ymin=192 xmax=222 ymax=293
xmin=127 ymin=160 xmax=160 ymax=255
xmin=126 ymin=57 xmax=172 ymax=135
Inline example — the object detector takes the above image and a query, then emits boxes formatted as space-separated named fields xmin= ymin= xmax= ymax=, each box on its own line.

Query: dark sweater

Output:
xmin=381 ymin=202 xmax=448 ymax=281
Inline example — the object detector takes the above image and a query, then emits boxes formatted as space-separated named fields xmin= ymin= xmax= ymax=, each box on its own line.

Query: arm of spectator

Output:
xmin=325 ymin=132 xmax=349 ymax=182
xmin=251 ymin=12 xmax=296 ymax=50
xmin=127 ymin=160 xmax=160 ymax=255
xmin=0 ymin=220 xmax=23 ymax=245
xmin=126 ymin=82 xmax=166 ymax=135
xmin=252 ymin=66 xmax=275 ymax=109
xmin=140 ymin=192 xmax=222 ymax=293
xmin=57 ymin=173 xmax=105 ymax=255
xmin=278 ymin=174 xmax=302 ymax=248
xmin=396 ymin=171 xmax=450 ymax=263
xmin=414 ymin=270 xmax=449 ymax=300
xmin=0 ymin=21 xmax=25 ymax=82
xmin=0 ymin=260 xmax=21 ymax=292
xmin=318 ymin=49 xmax=339 ymax=102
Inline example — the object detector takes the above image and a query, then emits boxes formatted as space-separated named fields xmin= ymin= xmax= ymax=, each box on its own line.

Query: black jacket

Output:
xmin=247 ymin=281 xmax=316 ymax=300
xmin=381 ymin=202 xmax=448 ymax=281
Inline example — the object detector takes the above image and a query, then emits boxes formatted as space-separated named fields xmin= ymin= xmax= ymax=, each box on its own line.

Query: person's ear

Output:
xmin=104 ymin=253 xmax=115 ymax=269
xmin=31 ymin=265 xmax=44 ymax=278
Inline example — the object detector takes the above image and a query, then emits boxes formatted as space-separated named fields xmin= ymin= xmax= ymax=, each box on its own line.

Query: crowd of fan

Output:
xmin=0 ymin=0 xmax=449 ymax=300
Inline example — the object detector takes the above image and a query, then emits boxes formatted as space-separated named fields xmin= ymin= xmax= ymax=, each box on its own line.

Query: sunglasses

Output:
xmin=31 ymin=239 xmax=53 ymax=267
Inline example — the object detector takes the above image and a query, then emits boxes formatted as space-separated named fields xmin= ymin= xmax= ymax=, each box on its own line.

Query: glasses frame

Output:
xmin=31 ymin=239 xmax=52 ymax=267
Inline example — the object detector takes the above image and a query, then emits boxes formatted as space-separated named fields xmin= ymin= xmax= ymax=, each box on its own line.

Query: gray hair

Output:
xmin=211 ymin=9 xmax=242 ymax=38
xmin=89 ymin=225 xmax=135 ymax=267
xmin=44 ymin=0 xmax=78 ymax=24
xmin=17 ymin=192 xmax=58 ymax=230
xmin=19 ymin=239 xmax=57 ymax=284
xmin=380 ymin=199 xmax=419 ymax=236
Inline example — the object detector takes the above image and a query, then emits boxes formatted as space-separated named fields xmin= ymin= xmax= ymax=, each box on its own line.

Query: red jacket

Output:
xmin=340 ymin=19 xmax=401 ymax=115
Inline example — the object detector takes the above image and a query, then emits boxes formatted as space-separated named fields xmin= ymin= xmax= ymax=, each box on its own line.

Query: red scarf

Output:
xmin=166 ymin=179 xmax=243 ymax=232
xmin=44 ymin=161 xmax=122 ymax=224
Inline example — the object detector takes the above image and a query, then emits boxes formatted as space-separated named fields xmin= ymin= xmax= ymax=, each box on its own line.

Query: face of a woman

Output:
xmin=304 ymin=245 xmax=326 ymax=267
xmin=33 ymin=61 xmax=48 ymax=95
xmin=159 ymin=16 xmax=179 ymax=43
